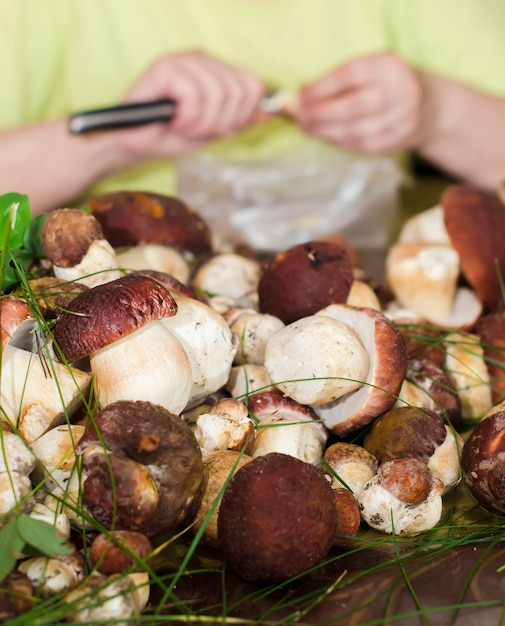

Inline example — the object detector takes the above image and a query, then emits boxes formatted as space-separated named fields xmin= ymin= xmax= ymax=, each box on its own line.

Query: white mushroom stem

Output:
xmin=159 ymin=294 xmax=237 ymax=409
xmin=90 ymin=319 xmax=192 ymax=414
xmin=397 ymin=204 xmax=451 ymax=245
xmin=53 ymin=239 xmax=122 ymax=288
xmin=227 ymin=309 xmax=285 ymax=365
xmin=264 ymin=314 xmax=370 ymax=406
xmin=385 ymin=243 xmax=460 ymax=324
xmin=0 ymin=344 xmax=91 ymax=443
xmin=444 ymin=331 xmax=492 ymax=419
xmin=427 ymin=426 xmax=463 ymax=494
xmin=29 ymin=502 xmax=71 ymax=539
xmin=251 ymin=418 xmax=325 ymax=466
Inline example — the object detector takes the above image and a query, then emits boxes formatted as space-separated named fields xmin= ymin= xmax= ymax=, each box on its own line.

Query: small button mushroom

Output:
xmin=461 ymin=410 xmax=505 ymax=515
xmin=193 ymin=449 xmax=253 ymax=547
xmin=64 ymin=570 xmax=147 ymax=624
xmin=226 ymin=308 xmax=285 ymax=365
xmin=264 ymin=314 xmax=370 ymax=407
xmin=311 ymin=304 xmax=408 ymax=436
xmin=88 ymin=530 xmax=152 ymax=575
xmin=358 ymin=458 xmax=444 ymax=534
xmin=29 ymin=502 xmax=71 ymax=539
xmin=323 ymin=442 xmax=378 ymax=497
xmin=194 ymin=398 xmax=255 ymax=460
xmin=258 ymin=240 xmax=354 ymax=325
xmin=52 ymin=273 xmax=192 ymax=414
xmin=192 ymin=252 xmax=261 ymax=301
xmin=76 ymin=400 xmax=204 ymax=538
xmin=363 ymin=406 xmax=463 ymax=494
xmin=86 ymin=190 xmax=213 ymax=256
xmin=0 ymin=571 xmax=34 ymax=620
xmin=246 ymin=390 xmax=328 ymax=465
xmin=217 ymin=453 xmax=337 ymax=583
xmin=18 ymin=549 xmax=85 ymax=599
xmin=40 ymin=208 xmax=121 ymax=288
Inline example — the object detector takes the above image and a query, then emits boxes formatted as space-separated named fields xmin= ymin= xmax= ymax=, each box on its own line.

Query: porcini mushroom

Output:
xmin=40 ymin=208 xmax=121 ymax=288
xmin=52 ymin=273 xmax=192 ymax=414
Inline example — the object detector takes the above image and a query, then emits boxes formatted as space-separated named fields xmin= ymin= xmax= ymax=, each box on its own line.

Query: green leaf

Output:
xmin=16 ymin=516 xmax=73 ymax=558
xmin=23 ymin=212 xmax=48 ymax=258
xmin=0 ymin=519 xmax=25 ymax=581
xmin=0 ymin=192 xmax=31 ymax=252
xmin=1 ymin=249 xmax=33 ymax=292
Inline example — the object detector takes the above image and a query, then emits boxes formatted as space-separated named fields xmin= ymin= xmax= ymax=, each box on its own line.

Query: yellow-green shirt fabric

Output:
xmin=3 ymin=0 xmax=505 ymax=199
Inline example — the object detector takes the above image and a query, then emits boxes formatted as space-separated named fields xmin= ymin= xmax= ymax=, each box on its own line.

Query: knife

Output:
xmin=68 ymin=91 xmax=296 ymax=135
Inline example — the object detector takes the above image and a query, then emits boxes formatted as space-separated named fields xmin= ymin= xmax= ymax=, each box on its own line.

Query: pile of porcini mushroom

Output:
xmin=1 ymin=185 xmax=505 ymax=622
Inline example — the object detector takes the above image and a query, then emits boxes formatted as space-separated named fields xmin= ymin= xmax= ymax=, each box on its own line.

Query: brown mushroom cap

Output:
xmin=257 ymin=241 xmax=354 ymax=325
xmin=461 ymin=410 xmax=505 ymax=516
xmin=88 ymin=530 xmax=153 ymax=575
xmin=217 ymin=452 xmax=337 ymax=582
xmin=85 ymin=191 xmax=212 ymax=255
xmin=363 ymin=406 xmax=448 ymax=464
xmin=40 ymin=208 xmax=104 ymax=268
xmin=0 ymin=297 xmax=33 ymax=351
xmin=52 ymin=273 xmax=178 ymax=363
xmin=442 ymin=185 xmax=505 ymax=312
xmin=77 ymin=400 xmax=204 ymax=537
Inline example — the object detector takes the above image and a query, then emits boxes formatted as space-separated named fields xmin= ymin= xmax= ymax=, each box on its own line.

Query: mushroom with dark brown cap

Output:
xmin=217 ymin=452 xmax=337 ymax=583
xmin=461 ymin=410 xmax=505 ymax=516
xmin=257 ymin=240 xmax=354 ymax=325
xmin=441 ymin=185 xmax=505 ymax=313
xmin=76 ymin=400 xmax=204 ymax=537
xmin=85 ymin=190 xmax=213 ymax=256
xmin=363 ymin=406 xmax=463 ymax=494
xmin=88 ymin=530 xmax=153 ymax=575
xmin=40 ymin=208 xmax=121 ymax=287
xmin=52 ymin=273 xmax=192 ymax=413
xmin=311 ymin=304 xmax=408 ymax=436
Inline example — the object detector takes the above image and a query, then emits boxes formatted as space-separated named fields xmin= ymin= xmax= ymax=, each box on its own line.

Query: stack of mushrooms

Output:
xmin=1 ymin=184 xmax=505 ymax=621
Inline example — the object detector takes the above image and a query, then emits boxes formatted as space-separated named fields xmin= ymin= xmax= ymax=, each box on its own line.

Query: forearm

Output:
xmin=418 ymin=73 xmax=505 ymax=190
xmin=0 ymin=119 xmax=132 ymax=216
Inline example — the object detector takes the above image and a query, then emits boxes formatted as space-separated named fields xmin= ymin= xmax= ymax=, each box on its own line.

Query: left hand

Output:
xmin=296 ymin=52 xmax=427 ymax=154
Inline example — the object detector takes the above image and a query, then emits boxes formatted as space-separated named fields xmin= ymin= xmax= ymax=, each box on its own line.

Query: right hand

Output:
xmin=118 ymin=50 xmax=267 ymax=159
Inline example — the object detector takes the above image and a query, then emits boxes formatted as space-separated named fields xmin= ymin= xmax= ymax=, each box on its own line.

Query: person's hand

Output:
xmin=296 ymin=52 xmax=427 ymax=154
xmin=118 ymin=50 xmax=267 ymax=159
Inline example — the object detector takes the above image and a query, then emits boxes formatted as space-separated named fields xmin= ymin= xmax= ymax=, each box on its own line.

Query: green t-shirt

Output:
xmin=2 ymin=0 xmax=505 ymax=199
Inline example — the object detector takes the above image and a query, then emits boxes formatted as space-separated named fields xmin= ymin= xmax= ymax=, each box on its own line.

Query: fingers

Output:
xmin=298 ymin=52 xmax=425 ymax=154
xmin=125 ymin=51 xmax=266 ymax=142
